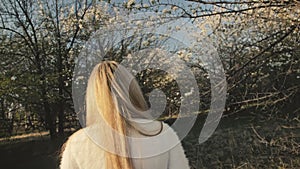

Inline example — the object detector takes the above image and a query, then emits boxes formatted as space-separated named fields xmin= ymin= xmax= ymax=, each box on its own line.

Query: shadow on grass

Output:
xmin=0 ymin=134 xmax=68 ymax=169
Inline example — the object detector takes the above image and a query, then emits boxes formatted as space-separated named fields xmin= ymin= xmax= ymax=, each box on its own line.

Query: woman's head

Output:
xmin=86 ymin=61 xmax=149 ymax=125
xmin=85 ymin=61 xmax=149 ymax=169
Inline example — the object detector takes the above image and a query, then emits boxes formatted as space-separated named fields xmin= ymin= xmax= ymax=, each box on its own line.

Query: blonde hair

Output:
xmin=85 ymin=61 xmax=150 ymax=169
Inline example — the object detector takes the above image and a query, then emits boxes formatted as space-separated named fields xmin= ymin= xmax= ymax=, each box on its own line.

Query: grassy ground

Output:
xmin=183 ymin=113 xmax=300 ymax=169
xmin=0 ymin=112 xmax=299 ymax=169
xmin=0 ymin=134 xmax=66 ymax=169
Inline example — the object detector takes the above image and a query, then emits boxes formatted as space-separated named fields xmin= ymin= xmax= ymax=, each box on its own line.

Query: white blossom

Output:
xmin=127 ymin=0 xmax=135 ymax=8
xmin=162 ymin=9 xmax=170 ymax=14
xmin=11 ymin=76 xmax=17 ymax=81
xmin=142 ymin=40 xmax=150 ymax=46
xmin=184 ymin=88 xmax=194 ymax=97
xmin=172 ymin=6 xmax=178 ymax=11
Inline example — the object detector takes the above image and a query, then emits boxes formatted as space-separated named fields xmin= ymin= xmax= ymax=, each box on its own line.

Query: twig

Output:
xmin=251 ymin=125 xmax=269 ymax=145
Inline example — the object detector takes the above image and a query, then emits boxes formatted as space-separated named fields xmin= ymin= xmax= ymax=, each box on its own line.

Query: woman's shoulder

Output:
xmin=161 ymin=122 xmax=180 ymax=138
xmin=65 ymin=122 xmax=180 ymax=146
xmin=130 ymin=118 xmax=175 ymax=134
xmin=61 ymin=128 xmax=106 ymax=169
xmin=66 ymin=128 xmax=87 ymax=143
xmin=63 ymin=127 xmax=105 ymax=157
xmin=64 ymin=127 xmax=101 ymax=150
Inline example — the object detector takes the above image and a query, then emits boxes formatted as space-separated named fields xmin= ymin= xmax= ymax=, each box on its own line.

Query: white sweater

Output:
xmin=60 ymin=122 xmax=190 ymax=169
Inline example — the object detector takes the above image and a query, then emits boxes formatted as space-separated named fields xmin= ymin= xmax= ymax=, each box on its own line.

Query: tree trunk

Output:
xmin=58 ymin=101 xmax=64 ymax=136
xmin=56 ymin=0 xmax=65 ymax=136
xmin=0 ymin=99 xmax=4 ymax=119
xmin=43 ymin=96 xmax=57 ymax=139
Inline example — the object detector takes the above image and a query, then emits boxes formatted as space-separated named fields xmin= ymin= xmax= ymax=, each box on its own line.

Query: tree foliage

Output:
xmin=0 ymin=0 xmax=299 ymax=140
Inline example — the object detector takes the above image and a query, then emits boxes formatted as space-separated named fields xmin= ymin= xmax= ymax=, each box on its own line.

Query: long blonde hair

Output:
xmin=85 ymin=61 xmax=149 ymax=169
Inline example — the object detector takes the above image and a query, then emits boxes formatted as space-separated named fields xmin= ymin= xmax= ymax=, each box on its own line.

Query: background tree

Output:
xmin=0 ymin=0 xmax=110 ymax=138
xmin=117 ymin=0 xmax=300 ymax=116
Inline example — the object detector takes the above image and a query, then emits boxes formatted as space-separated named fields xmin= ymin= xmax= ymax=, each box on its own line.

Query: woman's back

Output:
xmin=60 ymin=61 xmax=190 ymax=169
xmin=60 ymin=122 xmax=190 ymax=169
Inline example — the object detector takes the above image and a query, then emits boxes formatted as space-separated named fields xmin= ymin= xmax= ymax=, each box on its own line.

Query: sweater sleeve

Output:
xmin=60 ymin=139 xmax=80 ymax=169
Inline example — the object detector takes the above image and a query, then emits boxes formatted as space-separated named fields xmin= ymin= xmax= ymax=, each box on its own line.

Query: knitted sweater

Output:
xmin=60 ymin=121 xmax=190 ymax=169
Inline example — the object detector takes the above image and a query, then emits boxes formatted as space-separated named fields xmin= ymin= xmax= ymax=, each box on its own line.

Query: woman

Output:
xmin=60 ymin=61 xmax=190 ymax=169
